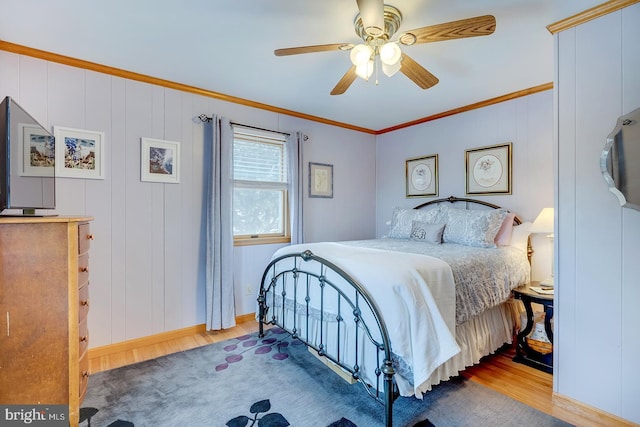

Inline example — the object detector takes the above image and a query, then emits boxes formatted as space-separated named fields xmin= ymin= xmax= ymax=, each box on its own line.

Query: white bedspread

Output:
xmin=272 ymin=242 xmax=461 ymax=398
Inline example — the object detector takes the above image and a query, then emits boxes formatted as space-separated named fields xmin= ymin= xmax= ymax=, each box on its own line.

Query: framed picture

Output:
xmin=54 ymin=126 xmax=105 ymax=179
xmin=141 ymin=137 xmax=180 ymax=183
xmin=309 ymin=162 xmax=333 ymax=198
xmin=406 ymin=154 xmax=438 ymax=197
xmin=19 ymin=123 xmax=55 ymax=177
xmin=465 ymin=143 xmax=512 ymax=195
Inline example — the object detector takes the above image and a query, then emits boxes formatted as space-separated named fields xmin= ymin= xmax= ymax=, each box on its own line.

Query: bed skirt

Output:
xmin=417 ymin=299 xmax=518 ymax=395
xmin=261 ymin=293 xmax=518 ymax=398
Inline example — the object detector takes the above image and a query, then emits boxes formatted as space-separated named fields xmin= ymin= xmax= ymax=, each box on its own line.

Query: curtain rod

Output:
xmin=197 ymin=114 xmax=291 ymax=137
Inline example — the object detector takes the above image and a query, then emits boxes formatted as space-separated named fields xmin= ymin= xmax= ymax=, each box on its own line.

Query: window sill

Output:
xmin=234 ymin=236 xmax=291 ymax=247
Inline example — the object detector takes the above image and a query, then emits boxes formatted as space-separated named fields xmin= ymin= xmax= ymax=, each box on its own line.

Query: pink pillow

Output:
xmin=494 ymin=212 xmax=516 ymax=246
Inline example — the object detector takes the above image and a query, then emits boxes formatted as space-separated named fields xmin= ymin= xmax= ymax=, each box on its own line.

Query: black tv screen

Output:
xmin=0 ymin=96 xmax=55 ymax=214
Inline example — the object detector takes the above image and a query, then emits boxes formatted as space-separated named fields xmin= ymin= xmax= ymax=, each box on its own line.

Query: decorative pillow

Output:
xmin=409 ymin=221 xmax=445 ymax=244
xmin=439 ymin=205 xmax=508 ymax=248
xmin=509 ymin=221 xmax=532 ymax=253
xmin=387 ymin=206 xmax=441 ymax=239
xmin=494 ymin=212 xmax=517 ymax=246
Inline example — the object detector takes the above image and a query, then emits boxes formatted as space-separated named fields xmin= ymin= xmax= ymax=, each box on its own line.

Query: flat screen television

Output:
xmin=601 ymin=106 xmax=640 ymax=212
xmin=0 ymin=96 xmax=56 ymax=215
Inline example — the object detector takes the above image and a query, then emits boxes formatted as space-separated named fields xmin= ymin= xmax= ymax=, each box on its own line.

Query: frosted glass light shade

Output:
xmin=379 ymin=42 xmax=402 ymax=65
xmin=355 ymin=60 xmax=374 ymax=80
xmin=350 ymin=44 xmax=373 ymax=66
xmin=382 ymin=60 xmax=401 ymax=77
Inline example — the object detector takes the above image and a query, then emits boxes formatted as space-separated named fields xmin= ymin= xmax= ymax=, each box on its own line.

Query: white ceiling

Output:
xmin=0 ymin=0 xmax=601 ymax=132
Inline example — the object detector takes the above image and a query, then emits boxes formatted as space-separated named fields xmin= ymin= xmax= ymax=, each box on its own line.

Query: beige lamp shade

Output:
xmin=531 ymin=207 xmax=554 ymax=235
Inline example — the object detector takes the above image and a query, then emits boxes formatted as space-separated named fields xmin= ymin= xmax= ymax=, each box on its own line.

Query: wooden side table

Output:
xmin=512 ymin=282 xmax=553 ymax=373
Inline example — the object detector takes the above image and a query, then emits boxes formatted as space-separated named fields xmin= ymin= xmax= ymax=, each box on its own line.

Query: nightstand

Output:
xmin=512 ymin=282 xmax=553 ymax=373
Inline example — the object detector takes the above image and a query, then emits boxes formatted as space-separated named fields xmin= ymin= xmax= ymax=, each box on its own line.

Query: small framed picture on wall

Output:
xmin=465 ymin=143 xmax=512 ymax=195
xmin=406 ymin=154 xmax=438 ymax=198
xmin=54 ymin=126 xmax=105 ymax=180
xmin=309 ymin=162 xmax=333 ymax=198
xmin=140 ymin=137 xmax=181 ymax=184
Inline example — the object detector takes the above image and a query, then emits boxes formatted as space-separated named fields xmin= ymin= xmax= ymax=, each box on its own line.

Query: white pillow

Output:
xmin=409 ymin=221 xmax=445 ymax=244
xmin=439 ymin=205 xmax=508 ymax=248
xmin=509 ymin=221 xmax=532 ymax=253
xmin=387 ymin=206 xmax=441 ymax=239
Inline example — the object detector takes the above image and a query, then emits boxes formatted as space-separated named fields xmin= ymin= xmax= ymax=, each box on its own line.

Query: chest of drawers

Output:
xmin=0 ymin=216 xmax=93 ymax=427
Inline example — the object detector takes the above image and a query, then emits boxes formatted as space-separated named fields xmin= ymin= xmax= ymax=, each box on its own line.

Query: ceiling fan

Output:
xmin=274 ymin=0 xmax=496 ymax=95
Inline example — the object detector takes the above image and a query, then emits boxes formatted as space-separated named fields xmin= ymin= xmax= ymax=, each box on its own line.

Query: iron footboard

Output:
xmin=258 ymin=250 xmax=397 ymax=427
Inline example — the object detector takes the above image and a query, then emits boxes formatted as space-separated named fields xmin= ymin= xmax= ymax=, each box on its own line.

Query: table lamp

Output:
xmin=531 ymin=207 xmax=554 ymax=287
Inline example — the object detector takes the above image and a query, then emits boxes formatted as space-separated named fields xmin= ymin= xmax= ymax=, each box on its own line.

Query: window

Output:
xmin=233 ymin=126 xmax=290 ymax=245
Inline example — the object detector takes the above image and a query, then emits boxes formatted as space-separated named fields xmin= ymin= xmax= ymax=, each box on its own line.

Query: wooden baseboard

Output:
xmin=88 ymin=313 xmax=256 ymax=359
xmin=307 ymin=347 xmax=357 ymax=385
xmin=552 ymin=392 xmax=639 ymax=427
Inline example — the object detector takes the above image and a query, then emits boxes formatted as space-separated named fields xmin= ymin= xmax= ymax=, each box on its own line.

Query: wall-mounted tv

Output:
xmin=601 ymin=106 xmax=640 ymax=212
xmin=0 ymin=96 xmax=56 ymax=215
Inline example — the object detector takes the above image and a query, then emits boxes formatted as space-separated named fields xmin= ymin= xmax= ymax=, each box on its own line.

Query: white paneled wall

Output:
xmin=375 ymin=90 xmax=554 ymax=281
xmin=0 ymin=51 xmax=377 ymax=347
xmin=555 ymin=3 xmax=640 ymax=423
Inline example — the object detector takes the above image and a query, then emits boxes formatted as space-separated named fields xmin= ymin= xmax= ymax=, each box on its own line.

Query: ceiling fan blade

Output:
xmin=274 ymin=43 xmax=353 ymax=56
xmin=330 ymin=66 xmax=358 ymax=96
xmin=399 ymin=15 xmax=496 ymax=45
xmin=399 ymin=54 xmax=439 ymax=90
xmin=356 ymin=0 xmax=385 ymax=37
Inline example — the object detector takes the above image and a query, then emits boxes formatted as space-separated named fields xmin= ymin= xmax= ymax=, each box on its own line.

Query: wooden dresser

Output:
xmin=0 ymin=216 xmax=93 ymax=427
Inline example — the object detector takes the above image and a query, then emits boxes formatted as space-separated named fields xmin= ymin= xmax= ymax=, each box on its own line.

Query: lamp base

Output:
xmin=539 ymin=277 xmax=554 ymax=288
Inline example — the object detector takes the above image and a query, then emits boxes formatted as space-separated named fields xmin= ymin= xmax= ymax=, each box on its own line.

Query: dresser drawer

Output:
xmin=79 ymin=351 xmax=89 ymax=402
xmin=79 ymin=284 xmax=90 ymax=322
xmin=78 ymin=253 xmax=90 ymax=288
xmin=78 ymin=223 xmax=92 ymax=255
xmin=79 ymin=317 xmax=89 ymax=357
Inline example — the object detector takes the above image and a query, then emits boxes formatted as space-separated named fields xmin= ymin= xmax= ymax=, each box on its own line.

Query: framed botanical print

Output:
xmin=406 ymin=154 xmax=438 ymax=197
xmin=309 ymin=162 xmax=333 ymax=198
xmin=465 ymin=143 xmax=512 ymax=195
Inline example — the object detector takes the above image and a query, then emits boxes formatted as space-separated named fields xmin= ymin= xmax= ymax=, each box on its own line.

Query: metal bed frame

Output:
xmin=257 ymin=196 xmax=523 ymax=427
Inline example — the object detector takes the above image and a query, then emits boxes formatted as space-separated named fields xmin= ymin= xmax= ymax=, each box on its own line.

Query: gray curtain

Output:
xmin=205 ymin=115 xmax=236 ymax=330
xmin=288 ymin=132 xmax=305 ymax=244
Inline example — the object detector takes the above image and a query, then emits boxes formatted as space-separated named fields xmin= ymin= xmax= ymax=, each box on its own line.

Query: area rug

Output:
xmin=80 ymin=328 xmax=571 ymax=426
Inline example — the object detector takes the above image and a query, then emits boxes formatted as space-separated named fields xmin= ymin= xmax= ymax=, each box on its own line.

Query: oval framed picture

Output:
xmin=465 ymin=143 xmax=512 ymax=195
xmin=406 ymin=154 xmax=438 ymax=198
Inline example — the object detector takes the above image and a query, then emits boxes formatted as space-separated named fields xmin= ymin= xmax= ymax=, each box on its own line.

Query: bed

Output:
xmin=257 ymin=196 xmax=532 ymax=427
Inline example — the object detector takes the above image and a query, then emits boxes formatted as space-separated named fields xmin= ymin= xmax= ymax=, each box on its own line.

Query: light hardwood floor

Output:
xmin=89 ymin=320 xmax=628 ymax=427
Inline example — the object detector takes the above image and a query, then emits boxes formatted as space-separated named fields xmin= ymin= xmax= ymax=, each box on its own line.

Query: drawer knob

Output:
xmin=82 ymin=371 xmax=89 ymax=378
xmin=80 ymin=267 xmax=89 ymax=273
xmin=87 ymin=234 xmax=94 ymax=241
xmin=80 ymin=300 xmax=89 ymax=307
xmin=80 ymin=336 xmax=88 ymax=342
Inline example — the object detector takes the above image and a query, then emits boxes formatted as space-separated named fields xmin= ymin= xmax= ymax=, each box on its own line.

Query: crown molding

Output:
xmin=375 ymin=83 xmax=553 ymax=135
xmin=547 ymin=0 xmax=640 ymax=34
xmin=0 ymin=40 xmax=375 ymax=135
xmin=1 ymin=40 xmax=551 ymax=136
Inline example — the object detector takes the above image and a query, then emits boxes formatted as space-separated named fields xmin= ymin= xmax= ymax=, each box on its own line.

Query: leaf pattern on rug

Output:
xmin=215 ymin=328 xmax=303 ymax=371
xmin=226 ymin=399 xmax=358 ymax=427
xmin=327 ymin=417 xmax=358 ymax=427
xmin=226 ymin=399 xmax=290 ymax=427
xmin=80 ymin=407 xmax=134 ymax=427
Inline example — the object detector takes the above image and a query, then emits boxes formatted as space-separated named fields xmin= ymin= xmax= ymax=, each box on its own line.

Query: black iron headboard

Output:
xmin=413 ymin=195 xmax=523 ymax=225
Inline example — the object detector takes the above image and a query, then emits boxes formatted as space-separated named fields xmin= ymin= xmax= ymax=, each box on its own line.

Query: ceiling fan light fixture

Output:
xmin=379 ymin=42 xmax=401 ymax=66
xmin=382 ymin=60 xmax=401 ymax=77
xmin=355 ymin=60 xmax=374 ymax=80
xmin=364 ymin=26 xmax=384 ymax=38
xmin=350 ymin=43 xmax=373 ymax=66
